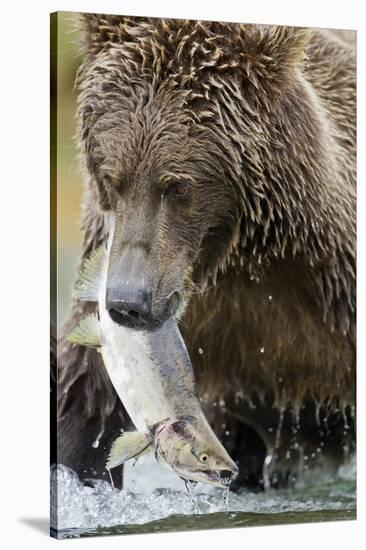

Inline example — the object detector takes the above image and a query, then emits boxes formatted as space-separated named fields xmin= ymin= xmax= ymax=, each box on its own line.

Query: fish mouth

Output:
xmin=173 ymin=466 xmax=238 ymax=489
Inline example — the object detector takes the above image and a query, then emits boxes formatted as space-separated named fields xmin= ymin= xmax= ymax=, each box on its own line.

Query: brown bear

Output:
xmin=57 ymin=15 xmax=356 ymax=489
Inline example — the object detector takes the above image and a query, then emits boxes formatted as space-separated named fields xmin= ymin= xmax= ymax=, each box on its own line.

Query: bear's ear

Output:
xmin=77 ymin=13 xmax=137 ymax=61
xmin=242 ymin=25 xmax=311 ymax=91
xmin=261 ymin=25 xmax=310 ymax=68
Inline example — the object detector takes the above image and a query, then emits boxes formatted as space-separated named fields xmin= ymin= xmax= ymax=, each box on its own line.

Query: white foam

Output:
xmin=51 ymin=456 xmax=356 ymax=534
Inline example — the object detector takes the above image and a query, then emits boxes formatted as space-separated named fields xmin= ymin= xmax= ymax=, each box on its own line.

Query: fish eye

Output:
xmin=199 ymin=453 xmax=209 ymax=463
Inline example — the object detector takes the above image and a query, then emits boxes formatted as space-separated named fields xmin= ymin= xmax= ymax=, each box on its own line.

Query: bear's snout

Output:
xmin=106 ymin=245 xmax=153 ymax=328
xmin=106 ymin=285 xmax=152 ymax=327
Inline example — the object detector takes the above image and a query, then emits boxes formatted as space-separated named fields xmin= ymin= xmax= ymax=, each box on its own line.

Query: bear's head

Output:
xmin=76 ymin=15 xmax=311 ymax=329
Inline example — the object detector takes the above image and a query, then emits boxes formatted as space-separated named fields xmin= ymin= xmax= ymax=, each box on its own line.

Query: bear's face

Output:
xmin=77 ymin=19 xmax=313 ymax=330
xmin=80 ymin=80 xmax=240 ymax=329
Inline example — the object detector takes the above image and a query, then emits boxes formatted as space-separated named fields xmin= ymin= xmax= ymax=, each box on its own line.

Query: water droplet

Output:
xmin=184 ymin=480 xmax=199 ymax=513
xmin=275 ymin=407 xmax=285 ymax=449
xmin=262 ymin=454 xmax=273 ymax=491
xmin=198 ymin=347 xmax=204 ymax=355
xmin=260 ymin=347 xmax=265 ymax=353
xmin=235 ymin=391 xmax=243 ymax=404
xmin=107 ymin=469 xmax=114 ymax=489
xmin=223 ymin=488 xmax=230 ymax=511
xmin=92 ymin=428 xmax=104 ymax=449
xmin=268 ymin=295 xmax=273 ymax=301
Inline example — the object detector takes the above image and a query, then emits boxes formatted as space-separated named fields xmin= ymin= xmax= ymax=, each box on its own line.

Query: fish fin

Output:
xmin=106 ymin=432 xmax=152 ymax=470
xmin=66 ymin=314 xmax=102 ymax=348
xmin=74 ymin=245 xmax=107 ymax=301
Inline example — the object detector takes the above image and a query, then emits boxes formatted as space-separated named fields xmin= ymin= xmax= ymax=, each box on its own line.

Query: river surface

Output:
xmin=50 ymin=455 xmax=356 ymax=538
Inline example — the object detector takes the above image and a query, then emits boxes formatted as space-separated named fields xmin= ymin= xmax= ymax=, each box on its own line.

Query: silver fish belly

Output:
xmin=98 ymin=286 xmax=202 ymax=432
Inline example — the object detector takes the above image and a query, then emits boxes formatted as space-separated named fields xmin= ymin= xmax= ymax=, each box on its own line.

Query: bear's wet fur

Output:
xmin=57 ymin=16 xmax=356 ymax=488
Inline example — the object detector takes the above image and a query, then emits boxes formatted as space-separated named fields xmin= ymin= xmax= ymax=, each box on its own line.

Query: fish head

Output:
xmin=153 ymin=416 xmax=239 ymax=489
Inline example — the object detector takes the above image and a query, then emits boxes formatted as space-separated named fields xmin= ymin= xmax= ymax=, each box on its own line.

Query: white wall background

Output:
xmin=0 ymin=1 xmax=365 ymax=549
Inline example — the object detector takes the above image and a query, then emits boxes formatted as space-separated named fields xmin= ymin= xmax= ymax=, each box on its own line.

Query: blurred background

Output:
xmin=53 ymin=12 xmax=83 ymax=328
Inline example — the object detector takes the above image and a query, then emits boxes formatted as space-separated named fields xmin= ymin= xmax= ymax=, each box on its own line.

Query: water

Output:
xmin=50 ymin=456 xmax=356 ymax=539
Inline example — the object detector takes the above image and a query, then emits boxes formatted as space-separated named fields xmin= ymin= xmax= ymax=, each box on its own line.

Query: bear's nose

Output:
xmin=106 ymin=286 xmax=152 ymax=326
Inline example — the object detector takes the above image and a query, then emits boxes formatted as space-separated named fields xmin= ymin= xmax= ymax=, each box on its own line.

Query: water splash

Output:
xmin=184 ymin=480 xmax=199 ymax=514
xmin=51 ymin=458 xmax=356 ymax=538
xmin=275 ymin=407 xmax=285 ymax=450
xmin=223 ymin=487 xmax=230 ymax=511
xmin=107 ymin=469 xmax=115 ymax=490
xmin=262 ymin=453 xmax=273 ymax=491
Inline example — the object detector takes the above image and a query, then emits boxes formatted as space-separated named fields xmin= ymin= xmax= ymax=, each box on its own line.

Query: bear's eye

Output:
xmin=199 ymin=453 xmax=209 ymax=463
xmin=174 ymin=181 xmax=189 ymax=197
